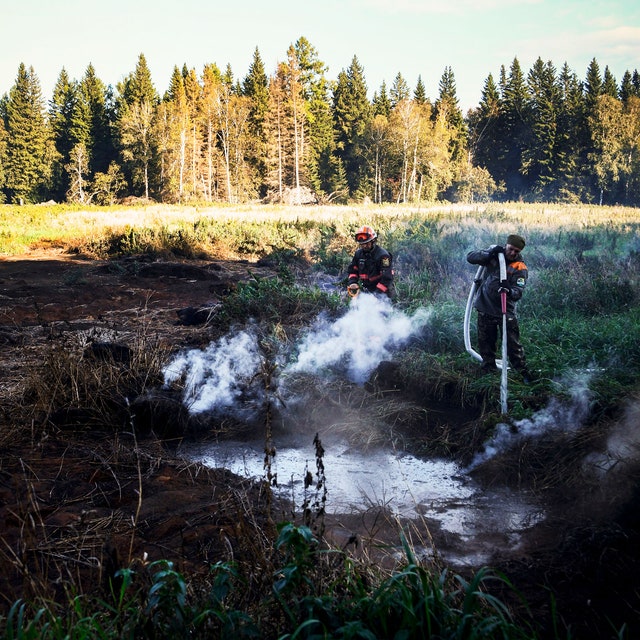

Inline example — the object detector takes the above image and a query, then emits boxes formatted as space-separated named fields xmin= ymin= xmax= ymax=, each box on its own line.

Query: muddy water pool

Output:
xmin=181 ymin=438 xmax=545 ymax=567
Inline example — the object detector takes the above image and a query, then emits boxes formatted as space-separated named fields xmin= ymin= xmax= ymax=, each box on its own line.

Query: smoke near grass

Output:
xmin=586 ymin=395 xmax=640 ymax=476
xmin=163 ymin=329 xmax=263 ymax=415
xmin=468 ymin=370 xmax=594 ymax=469
xmin=162 ymin=294 xmax=431 ymax=416
xmin=284 ymin=293 xmax=431 ymax=384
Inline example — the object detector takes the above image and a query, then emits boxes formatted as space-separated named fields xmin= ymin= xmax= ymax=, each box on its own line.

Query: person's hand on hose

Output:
xmin=489 ymin=245 xmax=505 ymax=258
xmin=498 ymin=285 xmax=511 ymax=297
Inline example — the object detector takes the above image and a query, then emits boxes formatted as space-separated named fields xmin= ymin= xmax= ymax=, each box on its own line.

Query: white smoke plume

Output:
xmin=162 ymin=294 xmax=431 ymax=417
xmin=163 ymin=329 xmax=263 ymax=415
xmin=584 ymin=395 xmax=640 ymax=476
xmin=467 ymin=370 xmax=594 ymax=469
xmin=284 ymin=293 xmax=431 ymax=384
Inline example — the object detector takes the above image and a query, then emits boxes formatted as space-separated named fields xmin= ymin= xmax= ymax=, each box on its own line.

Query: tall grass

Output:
xmin=6 ymin=200 xmax=640 ymax=424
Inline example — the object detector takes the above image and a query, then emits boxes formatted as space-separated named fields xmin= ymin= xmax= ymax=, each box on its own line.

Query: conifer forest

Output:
xmin=1 ymin=37 xmax=639 ymax=207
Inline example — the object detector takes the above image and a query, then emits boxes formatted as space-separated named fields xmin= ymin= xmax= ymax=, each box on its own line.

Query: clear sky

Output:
xmin=1 ymin=0 xmax=639 ymax=113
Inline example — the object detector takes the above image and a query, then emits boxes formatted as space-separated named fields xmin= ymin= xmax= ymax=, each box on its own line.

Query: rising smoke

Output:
xmin=284 ymin=293 xmax=430 ymax=384
xmin=163 ymin=328 xmax=264 ymax=415
xmin=467 ymin=370 xmax=595 ymax=469
xmin=162 ymin=293 xmax=431 ymax=416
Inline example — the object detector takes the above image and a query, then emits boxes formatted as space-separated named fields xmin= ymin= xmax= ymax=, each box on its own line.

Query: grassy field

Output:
xmin=3 ymin=200 xmax=640 ymax=416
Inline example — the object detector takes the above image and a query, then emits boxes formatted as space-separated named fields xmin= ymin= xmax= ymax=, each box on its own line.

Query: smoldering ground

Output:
xmin=160 ymin=285 xmax=640 ymax=532
xmin=162 ymin=293 xmax=431 ymax=438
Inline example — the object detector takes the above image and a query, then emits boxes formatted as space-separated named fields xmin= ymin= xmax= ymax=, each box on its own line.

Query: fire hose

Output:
xmin=464 ymin=252 xmax=509 ymax=414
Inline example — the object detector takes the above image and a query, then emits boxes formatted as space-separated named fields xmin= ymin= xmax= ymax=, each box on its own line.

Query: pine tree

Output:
xmin=373 ymin=81 xmax=391 ymax=117
xmin=200 ymin=62 xmax=224 ymax=201
xmin=3 ymin=63 xmax=52 ymax=203
xmin=390 ymin=72 xmax=410 ymax=108
xmin=332 ymin=56 xmax=372 ymax=198
xmin=0 ymin=105 xmax=7 ymax=199
xmin=161 ymin=66 xmax=189 ymax=201
xmin=365 ymin=113 xmax=390 ymax=203
xmin=183 ymin=66 xmax=202 ymax=199
xmin=413 ymin=76 xmax=427 ymax=105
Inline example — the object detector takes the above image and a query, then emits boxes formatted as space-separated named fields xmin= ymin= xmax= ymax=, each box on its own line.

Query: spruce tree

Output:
xmin=435 ymin=66 xmax=467 ymax=167
xmin=80 ymin=64 xmax=115 ymax=177
xmin=373 ymin=81 xmax=391 ymax=117
xmin=3 ymin=63 xmax=52 ymax=203
xmin=500 ymin=57 xmax=530 ymax=199
xmin=242 ymin=47 xmax=269 ymax=195
xmin=602 ymin=66 xmax=619 ymax=99
xmin=620 ymin=71 xmax=635 ymax=103
xmin=332 ymin=56 xmax=372 ymax=198
xmin=555 ymin=62 xmax=587 ymax=200
xmin=293 ymin=36 xmax=335 ymax=200
xmin=467 ymin=73 xmax=501 ymax=172
xmin=523 ymin=58 xmax=560 ymax=197
xmin=413 ymin=76 xmax=427 ymax=105
xmin=49 ymin=68 xmax=78 ymax=199
xmin=389 ymin=72 xmax=410 ymax=108
xmin=115 ymin=53 xmax=159 ymax=198
xmin=584 ymin=58 xmax=603 ymax=111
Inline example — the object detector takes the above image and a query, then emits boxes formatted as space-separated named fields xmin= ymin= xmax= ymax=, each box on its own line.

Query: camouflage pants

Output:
xmin=477 ymin=311 xmax=527 ymax=370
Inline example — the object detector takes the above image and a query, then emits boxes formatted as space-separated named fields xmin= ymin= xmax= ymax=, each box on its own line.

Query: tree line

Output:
xmin=1 ymin=37 xmax=639 ymax=206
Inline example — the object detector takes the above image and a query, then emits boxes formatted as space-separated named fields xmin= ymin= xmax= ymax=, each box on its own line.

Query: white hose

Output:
xmin=464 ymin=263 xmax=505 ymax=369
xmin=498 ymin=252 xmax=508 ymax=414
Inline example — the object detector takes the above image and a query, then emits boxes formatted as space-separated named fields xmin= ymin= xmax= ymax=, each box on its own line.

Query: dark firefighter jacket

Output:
xmin=466 ymin=246 xmax=527 ymax=318
xmin=348 ymin=244 xmax=394 ymax=296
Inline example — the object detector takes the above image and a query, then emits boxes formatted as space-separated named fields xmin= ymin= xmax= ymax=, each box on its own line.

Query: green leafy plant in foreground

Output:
xmin=0 ymin=525 xmax=540 ymax=639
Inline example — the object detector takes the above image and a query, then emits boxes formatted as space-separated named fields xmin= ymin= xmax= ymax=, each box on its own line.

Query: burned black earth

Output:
xmin=1 ymin=251 xmax=639 ymax=638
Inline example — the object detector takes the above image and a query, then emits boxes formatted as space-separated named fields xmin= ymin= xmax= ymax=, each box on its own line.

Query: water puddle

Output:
xmin=181 ymin=438 xmax=545 ymax=567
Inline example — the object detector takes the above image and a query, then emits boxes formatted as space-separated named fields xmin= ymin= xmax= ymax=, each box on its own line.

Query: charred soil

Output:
xmin=1 ymin=251 xmax=639 ymax=638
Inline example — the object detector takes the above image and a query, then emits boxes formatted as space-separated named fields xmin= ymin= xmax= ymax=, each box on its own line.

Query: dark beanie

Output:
xmin=507 ymin=234 xmax=526 ymax=250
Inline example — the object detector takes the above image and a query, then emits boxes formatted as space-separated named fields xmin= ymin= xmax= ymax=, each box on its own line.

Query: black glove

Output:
xmin=489 ymin=245 xmax=504 ymax=257
xmin=497 ymin=286 xmax=511 ymax=297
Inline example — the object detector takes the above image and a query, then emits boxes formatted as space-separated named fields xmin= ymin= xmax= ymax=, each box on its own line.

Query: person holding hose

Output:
xmin=466 ymin=234 xmax=532 ymax=383
xmin=347 ymin=225 xmax=395 ymax=300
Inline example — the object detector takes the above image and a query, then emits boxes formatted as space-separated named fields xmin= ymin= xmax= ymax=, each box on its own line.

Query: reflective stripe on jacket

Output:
xmin=348 ymin=245 xmax=394 ymax=294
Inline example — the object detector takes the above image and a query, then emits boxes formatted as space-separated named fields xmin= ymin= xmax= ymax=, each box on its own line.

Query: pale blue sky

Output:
xmin=1 ymin=0 xmax=638 ymax=112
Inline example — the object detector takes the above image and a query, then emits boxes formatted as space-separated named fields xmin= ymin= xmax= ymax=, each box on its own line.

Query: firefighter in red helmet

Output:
xmin=347 ymin=225 xmax=395 ymax=300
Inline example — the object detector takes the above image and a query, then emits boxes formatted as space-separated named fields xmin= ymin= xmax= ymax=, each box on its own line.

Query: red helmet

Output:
xmin=355 ymin=225 xmax=377 ymax=244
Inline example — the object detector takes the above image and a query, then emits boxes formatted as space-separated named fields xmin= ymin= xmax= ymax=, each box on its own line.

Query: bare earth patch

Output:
xmin=1 ymin=250 xmax=639 ymax=638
